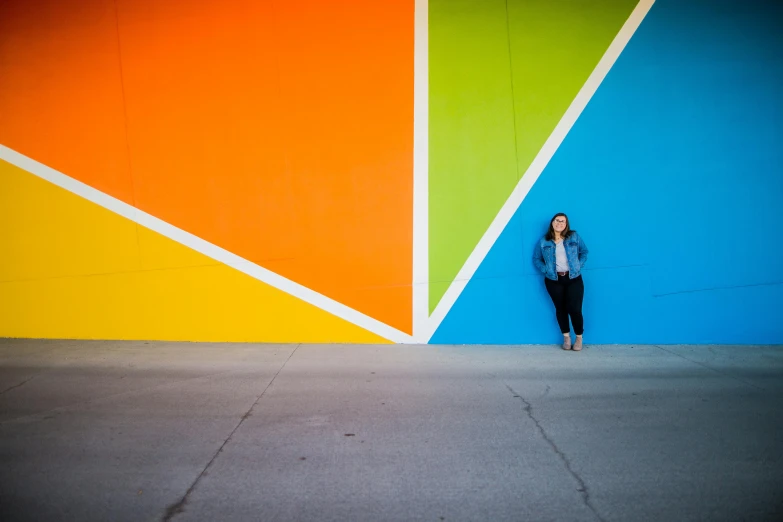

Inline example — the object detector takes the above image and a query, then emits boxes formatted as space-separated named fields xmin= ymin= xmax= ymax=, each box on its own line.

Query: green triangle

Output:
xmin=429 ymin=0 xmax=639 ymax=312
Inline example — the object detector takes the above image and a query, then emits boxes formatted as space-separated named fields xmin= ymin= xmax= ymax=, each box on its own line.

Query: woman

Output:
xmin=533 ymin=213 xmax=589 ymax=351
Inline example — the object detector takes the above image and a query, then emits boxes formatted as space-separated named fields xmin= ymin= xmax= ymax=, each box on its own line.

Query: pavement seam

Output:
xmin=0 ymin=375 xmax=36 ymax=396
xmin=162 ymin=343 xmax=302 ymax=522
xmin=503 ymin=381 xmax=606 ymax=522
xmin=0 ymin=368 xmax=240 ymax=427
xmin=652 ymin=345 xmax=766 ymax=391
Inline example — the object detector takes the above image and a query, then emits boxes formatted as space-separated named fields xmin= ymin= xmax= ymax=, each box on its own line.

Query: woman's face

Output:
xmin=552 ymin=216 xmax=567 ymax=234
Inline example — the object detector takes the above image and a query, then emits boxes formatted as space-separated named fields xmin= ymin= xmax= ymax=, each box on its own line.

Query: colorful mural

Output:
xmin=2 ymin=0 xmax=781 ymax=344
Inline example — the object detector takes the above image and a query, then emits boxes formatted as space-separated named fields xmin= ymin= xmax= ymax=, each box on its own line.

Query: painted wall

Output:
xmin=1 ymin=0 xmax=781 ymax=344
xmin=0 ymin=0 xmax=412 ymax=343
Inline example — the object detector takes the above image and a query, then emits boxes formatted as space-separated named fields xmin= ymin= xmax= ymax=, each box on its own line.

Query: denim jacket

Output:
xmin=533 ymin=232 xmax=589 ymax=281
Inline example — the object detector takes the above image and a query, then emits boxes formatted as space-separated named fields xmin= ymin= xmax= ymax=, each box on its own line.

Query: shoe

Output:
xmin=573 ymin=337 xmax=583 ymax=351
xmin=562 ymin=337 xmax=572 ymax=350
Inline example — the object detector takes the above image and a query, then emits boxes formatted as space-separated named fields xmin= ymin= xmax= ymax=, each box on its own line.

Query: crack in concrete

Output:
xmin=162 ymin=343 xmax=302 ymax=521
xmin=0 ymin=375 xmax=35 ymax=396
xmin=504 ymin=383 xmax=606 ymax=522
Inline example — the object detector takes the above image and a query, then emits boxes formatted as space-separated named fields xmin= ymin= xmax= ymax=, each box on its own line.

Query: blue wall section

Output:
xmin=432 ymin=0 xmax=783 ymax=345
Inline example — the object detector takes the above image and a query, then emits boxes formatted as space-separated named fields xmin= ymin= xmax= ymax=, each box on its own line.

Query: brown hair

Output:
xmin=544 ymin=213 xmax=574 ymax=241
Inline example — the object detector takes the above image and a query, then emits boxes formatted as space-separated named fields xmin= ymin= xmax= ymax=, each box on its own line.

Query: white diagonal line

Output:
xmin=0 ymin=145 xmax=415 ymax=344
xmin=412 ymin=0 xmax=429 ymax=343
xmin=423 ymin=0 xmax=656 ymax=342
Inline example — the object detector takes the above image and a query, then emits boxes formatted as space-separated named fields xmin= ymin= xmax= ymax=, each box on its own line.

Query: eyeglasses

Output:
xmin=553 ymin=219 xmax=566 ymax=224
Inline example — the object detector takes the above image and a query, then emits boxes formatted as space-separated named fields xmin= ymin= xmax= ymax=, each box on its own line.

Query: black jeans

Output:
xmin=544 ymin=274 xmax=584 ymax=335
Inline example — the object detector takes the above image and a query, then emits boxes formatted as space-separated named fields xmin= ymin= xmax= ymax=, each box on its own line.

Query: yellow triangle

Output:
xmin=0 ymin=159 xmax=389 ymax=343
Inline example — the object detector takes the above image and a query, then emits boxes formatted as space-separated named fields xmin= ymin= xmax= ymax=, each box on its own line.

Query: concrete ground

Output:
xmin=0 ymin=340 xmax=781 ymax=522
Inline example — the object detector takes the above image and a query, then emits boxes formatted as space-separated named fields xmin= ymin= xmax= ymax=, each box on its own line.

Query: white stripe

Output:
xmin=423 ymin=0 xmax=656 ymax=341
xmin=412 ymin=0 xmax=429 ymax=343
xmin=0 ymin=145 xmax=415 ymax=344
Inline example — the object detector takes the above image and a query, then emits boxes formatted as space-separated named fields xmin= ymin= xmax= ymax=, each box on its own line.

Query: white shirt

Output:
xmin=555 ymin=240 xmax=569 ymax=273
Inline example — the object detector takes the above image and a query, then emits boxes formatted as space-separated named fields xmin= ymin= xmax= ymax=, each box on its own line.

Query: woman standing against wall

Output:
xmin=533 ymin=213 xmax=589 ymax=351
